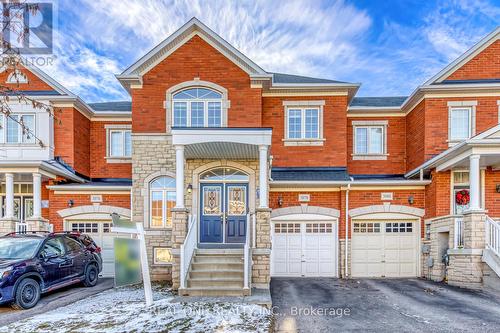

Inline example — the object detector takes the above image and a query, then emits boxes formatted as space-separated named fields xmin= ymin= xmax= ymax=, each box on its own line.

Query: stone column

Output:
xmin=258 ymin=145 xmax=268 ymax=208
xmin=175 ymin=145 xmax=185 ymax=209
xmin=469 ymin=155 xmax=481 ymax=211
xmin=171 ymin=208 xmax=189 ymax=291
xmin=252 ymin=208 xmax=271 ymax=289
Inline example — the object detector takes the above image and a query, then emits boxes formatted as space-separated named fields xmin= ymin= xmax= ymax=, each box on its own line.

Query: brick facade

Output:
xmin=447 ymin=40 xmax=500 ymax=81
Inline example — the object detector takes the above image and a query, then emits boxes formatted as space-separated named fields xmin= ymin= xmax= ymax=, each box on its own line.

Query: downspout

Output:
xmin=345 ymin=177 xmax=353 ymax=278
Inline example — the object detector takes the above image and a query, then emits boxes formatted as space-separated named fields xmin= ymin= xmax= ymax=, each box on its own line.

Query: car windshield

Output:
xmin=0 ymin=238 xmax=43 ymax=260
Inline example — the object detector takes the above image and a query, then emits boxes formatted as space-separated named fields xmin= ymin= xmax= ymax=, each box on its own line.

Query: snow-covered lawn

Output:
xmin=0 ymin=285 xmax=272 ymax=333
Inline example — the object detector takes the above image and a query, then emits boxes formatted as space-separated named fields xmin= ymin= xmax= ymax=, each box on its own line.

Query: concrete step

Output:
xmin=191 ymin=262 xmax=243 ymax=271
xmin=183 ymin=287 xmax=246 ymax=297
xmin=196 ymin=249 xmax=243 ymax=255
xmin=189 ymin=270 xmax=244 ymax=279
xmin=193 ymin=255 xmax=243 ymax=264
xmin=188 ymin=278 xmax=243 ymax=288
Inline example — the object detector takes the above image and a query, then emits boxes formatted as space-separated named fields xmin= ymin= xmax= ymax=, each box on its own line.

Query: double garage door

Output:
xmin=272 ymin=221 xmax=337 ymax=277
xmin=351 ymin=220 xmax=418 ymax=278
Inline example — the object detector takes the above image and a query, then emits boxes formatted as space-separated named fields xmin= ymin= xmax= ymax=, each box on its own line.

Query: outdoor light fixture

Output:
xmin=277 ymin=195 xmax=283 ymax=207
xmin=68 ymin=199 xmax=74 ymax=207
xmin=408 ymin=195 xmax=414 ymax=205
xmin=187 ymin=184 xmax=193 ymax=194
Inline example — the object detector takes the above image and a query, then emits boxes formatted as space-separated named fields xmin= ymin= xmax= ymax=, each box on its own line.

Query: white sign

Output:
xmin=298 ymin=194 xmax=310 ymax=202
xmin=381 ymin=192 xmax=393 ymax=201
xmin=90 ymin=194 xmax=103 ymax=203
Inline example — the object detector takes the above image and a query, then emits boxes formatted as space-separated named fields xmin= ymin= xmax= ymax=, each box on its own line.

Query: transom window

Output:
xmin=354 ymin=126 xmax=384 ymax=155
xmin=385 ymin=222 xmax=413 ymax=233
xmin=200 ymin=168 xmax=249 ymax=182
xmin=274 ymin=223 xmax=301 ymax=233
xmin=449 ymin=107 xmax=472 ymax=142
xmin=109 ymin=129 xmax=131 ymax=157
xmin=0 ymin=114 xmax=35 ymax=144
xmin=353 ymin=222 xmax=381 ymax=233
xmin=150 ymin=176 xmax=176 ymax=228
xmin=172 ymin=87 xmax=222 ymax=127
xmin=286 ymin=107 xmax=320 ymax=139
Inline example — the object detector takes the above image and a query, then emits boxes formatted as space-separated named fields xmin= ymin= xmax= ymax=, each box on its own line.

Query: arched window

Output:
xmin=172 ymin=87 xmax=222 ymax=127
xmin=200 ymin=167 xmax=249 ymax=182
xmin=150 ymin=176 xmax=176 ymax=228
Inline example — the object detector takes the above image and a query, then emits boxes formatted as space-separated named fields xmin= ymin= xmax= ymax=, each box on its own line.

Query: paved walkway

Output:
xmin=0 ymin=278 xmax=113 ymax=327
xmin=271 ymin=277 xmax=500 ymax=333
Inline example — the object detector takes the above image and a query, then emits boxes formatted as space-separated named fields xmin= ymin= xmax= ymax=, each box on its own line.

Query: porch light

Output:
xmin=277 ymin=195 xmax=283 ymax=207
xmin=408 ymin=195 xmax=414 ymax=205
xmin=186 ymin=184 xmax=193 ymax=194
xmin=68 ymin=199 xmax=74 ymax=208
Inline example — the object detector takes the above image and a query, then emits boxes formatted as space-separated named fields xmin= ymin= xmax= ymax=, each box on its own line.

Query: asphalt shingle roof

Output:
xmin=350 ymin=96 xmax=407 ymax=107
xmin=270 ymin=72 xmax=349 ymax=84
xmin=271 ymin=167 xmax=349 ymax=181
xmin=89 ymin=101 xmax=132 ymax=112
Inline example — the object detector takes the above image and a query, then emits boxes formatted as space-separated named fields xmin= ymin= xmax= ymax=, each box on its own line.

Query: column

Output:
xmin=469 ymin=154 xmax=481 ymax=211
xmin=32 ymin=173 xmax=42 ymax=219
xmin=5 ymin=173 xmax=14 ymax=219
xmin=175 ymin=145 xmax=185 ymax=208
xmin=259 ymin=145 xmax=268 ymax=208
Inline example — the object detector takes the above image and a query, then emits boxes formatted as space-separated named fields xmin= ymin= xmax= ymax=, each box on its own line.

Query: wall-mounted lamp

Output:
xmin=67 ymin=199 xmax=74 ymax=208
xmin=277 ymin=195 xmax=283 ymax=207
xmin=187 ymin=184 xmax=193 ymax=194
xmin=408 ymin=195 xmax=414 ymax=205
xmin=496 ymin=184 xmax=500 ymax=193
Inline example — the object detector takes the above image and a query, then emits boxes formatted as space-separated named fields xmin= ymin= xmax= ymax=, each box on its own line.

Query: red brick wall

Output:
xmin=485 ymin=169 xmax=500 ymax=217
xmin=90 ymin=121 xmax=132 ymax=179
xmin=48 ymin=192 xmax=131 ymax=231
xmin=425 ymin=170 xmax=451 ymax=219
xmin=263 ymin=95 xmax=348 ymax=167
xmin=347 ymin=117 xmax=406 ymax=174
xmin=406 ymin=100 xmax=425 ymax=172
xmin=269 ymin=191 xmax=341 ymax=210
xmin=132 ymin=35 xmax=262 ymax=133
xmin=447 ymin=40 xmax=500 ymax=81
xmin=0 ymin=65 xmax=54 ymax=91
xmin=73 ymin=110 xmax=90 ymax=176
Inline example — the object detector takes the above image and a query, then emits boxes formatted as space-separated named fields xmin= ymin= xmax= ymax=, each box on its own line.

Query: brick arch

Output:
xmin=349 ymin=204 xmax=424 ymax=218
xmin=58 ymin=205 xmax=130 ymax=218
xmin=271 ymin=206 xmax=340 ymax=219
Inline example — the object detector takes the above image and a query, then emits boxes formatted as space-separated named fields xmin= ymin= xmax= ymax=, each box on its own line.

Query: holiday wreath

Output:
xmin=455 ymin=189 xmax=470 ymax=206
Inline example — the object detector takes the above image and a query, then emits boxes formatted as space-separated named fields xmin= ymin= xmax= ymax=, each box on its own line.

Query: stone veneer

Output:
xmin=338 ymin=239 xmax=351 ymax=278
xmin=252 ymin=209 xmax=271 ymax=288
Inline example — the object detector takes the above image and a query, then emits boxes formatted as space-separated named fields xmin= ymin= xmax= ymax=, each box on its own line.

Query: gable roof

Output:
xmin=270 ymin=72 xmax=349 ymax=85
xmin=89 ymin=101 xmax=132 ymax=112
xmin=350 ymin=96 xmax=407 ymax=108
xmin=423 ymin=27 xmax=500 ymax=85
xmin=118 ymin=17 xmax=268 ymax=82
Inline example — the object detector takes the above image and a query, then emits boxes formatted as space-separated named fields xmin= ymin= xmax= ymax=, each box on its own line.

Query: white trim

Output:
xmin=352 ymin=122 xmax=387 ymax=158
xmin=171 ymin=128 xmax=272 ymax=146
xmin=106 ymin=128 xmax=132 ymax=159
xmin=58 ymin=205 xmax=131 ymax=218
xmin=47 ymin=185 xmax=131 ymax=191
xmin=142 ymin=170 xmax=176 ymax=229
xmin=6 ymin=70 xmax=28 ymax=84
xmin=349 ymin=204 xmax=425 ymax=217
xmin=283 ymin=105 xmax=323 ymax=141
xmin=271 ymin=205 xmax=340 ymax=219
xmin=282 ymin=100 xmax=325 ymax=107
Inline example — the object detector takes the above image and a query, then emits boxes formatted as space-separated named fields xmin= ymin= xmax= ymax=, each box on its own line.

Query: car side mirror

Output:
xmin=40 ymin=251 xmax=59 ymax=261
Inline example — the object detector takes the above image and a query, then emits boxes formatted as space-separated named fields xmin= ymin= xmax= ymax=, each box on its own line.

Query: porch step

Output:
xmin=191 ymin=262 xmax=244 ymax=271
xmin=188 ymin=278 xmax=243 ymax=289
xmin=194 ymin=255 xmax=243 ymax=264
xmin=196 ymin=248 xmax=243 ymax=255
xmin=182 ymin=287 xmax=247 ymax=297
xmin=189 ymin=270 xmax=244 ymax=279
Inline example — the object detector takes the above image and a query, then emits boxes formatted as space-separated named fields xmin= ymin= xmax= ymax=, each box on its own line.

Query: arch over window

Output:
xmin=200 ymin=167 xmax=249 ymax=182
xmin=172 ymin=87 xmax=223 ymax=127
xmin=150 ymin=176 xmax=176 ymax=228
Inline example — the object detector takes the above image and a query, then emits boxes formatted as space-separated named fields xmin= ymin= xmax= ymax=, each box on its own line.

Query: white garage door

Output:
xmin=272 ymin=222 xmax=337 ymax=277
xmin=351 ymin=220 xmax=418 ymax=278
xmin=69 ymin=221 xmax=117 ymax=278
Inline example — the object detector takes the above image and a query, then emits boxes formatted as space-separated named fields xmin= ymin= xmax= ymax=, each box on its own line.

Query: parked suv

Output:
xmin=0 ymin=232 xmax=102 ymax=309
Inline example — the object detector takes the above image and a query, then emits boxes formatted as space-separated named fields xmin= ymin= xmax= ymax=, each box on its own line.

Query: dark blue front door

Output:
xmin=200 ymin=183 xmax=248 ymax=243
xmin=200 ymin=184 xmax=223 ymax=243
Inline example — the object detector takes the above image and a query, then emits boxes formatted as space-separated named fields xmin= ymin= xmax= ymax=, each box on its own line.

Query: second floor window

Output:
xmin=354 ymin=126 xmax=384 ymax=155
xmin=287 ymin=107 xmax=320 ymax=139
xmin=449 ymin=107 xmax=471 ymax=142
xmin=109 ymin=130 xmax=131 ymax=157
xmin=172 ymin=88 xmax=222 ymax=127
xmin=0 ymin=114 xmax=35 ymax=144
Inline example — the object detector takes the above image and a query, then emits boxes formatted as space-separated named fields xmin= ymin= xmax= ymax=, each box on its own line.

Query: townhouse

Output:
xmin=0 ymin=18 xmax=499 ymax=295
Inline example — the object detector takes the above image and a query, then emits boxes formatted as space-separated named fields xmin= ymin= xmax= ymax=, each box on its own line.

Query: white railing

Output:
xmin=485 ymin=216 xmax=500 ymax=258
xmin=180 ymin=214 xmax=197 ymax=290
xmin=252 ymin=213 xmax=256 ymax=249
xmin=15 ymin=222 xmax=27 ymax=234
xmin=243 ymin=213 xmax=252 ymax=290
xmin=454 ymin=217 xmax=464 ymax=249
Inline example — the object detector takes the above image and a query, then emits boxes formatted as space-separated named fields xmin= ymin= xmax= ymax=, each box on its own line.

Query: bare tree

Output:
xmin=0 ymin=0 xmax=61 ymax=148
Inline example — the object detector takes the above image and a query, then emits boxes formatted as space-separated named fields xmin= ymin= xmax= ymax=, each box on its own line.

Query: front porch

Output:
xmin=170 ymin=127 xmax=272 ymax=296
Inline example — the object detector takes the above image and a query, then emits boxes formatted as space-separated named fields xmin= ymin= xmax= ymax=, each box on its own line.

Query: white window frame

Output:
xmin=450 ymin=169 xmax=485 ymax=214
xmin=352 ymin=120 xmax=388 ymax=160
xmin=105 ymin=124 xmax=132 ymax=162
xmin=282 ymin=101 xmax=325 ymax=146
xmin=172 ymin=98 xmax=222 ymax=128
xmin=447 ymin=101 xmax=477 ymax=146
xmin=0 ymin=113 xmax=36 ymax=145
xmin=149 ymin=177 xmax=176 ymax=229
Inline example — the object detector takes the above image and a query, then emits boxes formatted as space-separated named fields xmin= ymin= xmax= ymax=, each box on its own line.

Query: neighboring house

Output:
xmin=0 ymin=18 xmax=499 ymax=294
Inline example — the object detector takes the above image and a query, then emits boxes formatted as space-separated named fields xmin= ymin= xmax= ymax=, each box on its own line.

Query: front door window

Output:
xmin=203 ymin=186 xmax=222 ymax=215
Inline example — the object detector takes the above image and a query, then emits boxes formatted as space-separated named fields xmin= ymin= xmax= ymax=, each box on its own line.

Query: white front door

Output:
xmin=351 ymin=220 xmax=418 ymax=278
xmin=272 ymin=221 xmax=337 ymax=277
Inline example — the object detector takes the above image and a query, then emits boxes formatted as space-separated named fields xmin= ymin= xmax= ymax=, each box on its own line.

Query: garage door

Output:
xmin=69 ymin=221 xmax=117 ymax=278
xmin=351 ymin=220 xmax=418 ymax=278
xmin=272 ymin=222 xmax=337 ymax=277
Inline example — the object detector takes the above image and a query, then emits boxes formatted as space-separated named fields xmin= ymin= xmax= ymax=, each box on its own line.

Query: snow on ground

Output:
xmin=0 ymin=285 xmax=272 ymax=333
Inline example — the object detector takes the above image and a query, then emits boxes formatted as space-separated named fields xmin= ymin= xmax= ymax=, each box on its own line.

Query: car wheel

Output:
xmin=12 ymin=278 xmax=41 ymax=310
xmin=83 ymin=264 xmax=99 ymax=287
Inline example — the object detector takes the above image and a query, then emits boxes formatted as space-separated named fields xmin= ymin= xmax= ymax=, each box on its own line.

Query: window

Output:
xmin=354 ymin=126 xmax=384 ymax=155
xmin=385 ymin=222 xmax=413 ymax=233
xmin=353 ymin=222 xmax=381 ymax=233
xmin=274 ymin=223 xmax=301 ymax=233
xmin=172 ymin=88 xmax=222 ymax=127
xmin=109 ymin=129 xmax=131 ymax=158
xmin=41 ymin=238 xmax=65 ymax=257
xmin=453 ymin=171 xmax=470 ymax=214
xmin=449 ymin=107 xmax=471 ymax=142
xmin=71 ymin=222 xmax=98 ymax=233
xmin=153 ymin=247 xmax=172 ymax=265
xmin=64 ymin=237 xmax=83 ymax=252
xmin=150 ymin=176 xmax=176 ymax=228
xmin=285 ymin=107 xmax=320 ymax=140
xmin=0 ymin=114 xmax=35 ymax=144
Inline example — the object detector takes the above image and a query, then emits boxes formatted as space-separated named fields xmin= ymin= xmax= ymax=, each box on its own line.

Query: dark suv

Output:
xmin=0 ymin=232 xmax=102 ymax=309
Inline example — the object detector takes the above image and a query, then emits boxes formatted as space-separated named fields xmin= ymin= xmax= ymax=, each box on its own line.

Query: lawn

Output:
xmin=0 ymin=285 xmax=272 ymax=333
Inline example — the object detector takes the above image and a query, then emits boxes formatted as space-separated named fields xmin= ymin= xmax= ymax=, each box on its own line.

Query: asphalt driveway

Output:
xmin=0 ymin=278 xmax=113 ymax=327
xmin=271 ymin=278 xmax=500 ymax=333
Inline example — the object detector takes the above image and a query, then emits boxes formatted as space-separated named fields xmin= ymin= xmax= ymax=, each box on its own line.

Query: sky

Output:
xmin=38 ymin=0 xmax=500 ymax=102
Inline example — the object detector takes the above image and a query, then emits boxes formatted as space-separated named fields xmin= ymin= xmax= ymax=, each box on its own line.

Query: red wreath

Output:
xmin=455 ymin=189 xmax=470 ymax=206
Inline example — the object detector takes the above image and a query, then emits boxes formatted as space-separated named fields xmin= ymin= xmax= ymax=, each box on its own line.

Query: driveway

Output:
xmin=0 ymin=278 xmax=113 ymax=327
xmin=271 ymin=278 xmax=500 ymax=333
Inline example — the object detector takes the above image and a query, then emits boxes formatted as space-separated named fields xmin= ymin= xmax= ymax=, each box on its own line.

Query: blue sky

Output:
xmin=43 ymin=0 xmax=500 ymax=102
